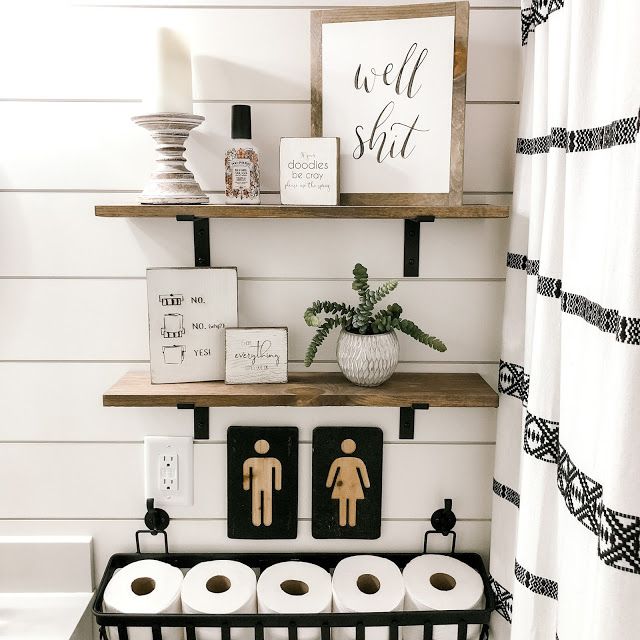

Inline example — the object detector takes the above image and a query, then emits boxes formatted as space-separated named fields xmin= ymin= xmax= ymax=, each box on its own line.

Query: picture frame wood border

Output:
xmin=310 ymin=1 xmax=469 ymax=206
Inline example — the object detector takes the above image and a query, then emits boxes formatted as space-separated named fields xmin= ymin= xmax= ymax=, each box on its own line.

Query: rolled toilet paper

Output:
xmin=257 ymin=561 xmax=332 ymax=640
xmin=103 ymin=559 xmax=184 ymax=640
xmin=402 ymin=555 xmax=485 ymax=640
xmin=182 ymin=560 xmax=258 ymax=640
xmin=332 ymin=555 xmax=405 ymax=640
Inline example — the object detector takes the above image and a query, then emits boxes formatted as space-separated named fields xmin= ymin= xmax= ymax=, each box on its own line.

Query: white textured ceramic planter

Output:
xmin=336 ymin=329 xmax=399 ymax=387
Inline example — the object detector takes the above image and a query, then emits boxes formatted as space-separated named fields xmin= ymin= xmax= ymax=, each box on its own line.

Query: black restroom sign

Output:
xmin=227 ymin=426 xmax=298 ymax=539
xmin=312 ymin=426 xmax=383 ymax=539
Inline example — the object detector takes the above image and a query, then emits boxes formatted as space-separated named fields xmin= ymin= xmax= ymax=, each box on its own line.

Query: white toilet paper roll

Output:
xmin=182 ymin=560 xmax=257 ymax=640
xmin=332 ymin=555 xmax=405 ymax=640
xmin=257 ymin=561 xmax=332 ymax=640
xmin=402 ymin=555 xmax=485 ymax=640
xmin=103 ymin=559 xmax=184 ymax=640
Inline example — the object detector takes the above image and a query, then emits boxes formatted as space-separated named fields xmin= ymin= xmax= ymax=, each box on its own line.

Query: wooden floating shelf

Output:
xmin=94 ymin=204 xmax=509 ymax=220
xmin=103 ymin=371 xmax=498 ymax=409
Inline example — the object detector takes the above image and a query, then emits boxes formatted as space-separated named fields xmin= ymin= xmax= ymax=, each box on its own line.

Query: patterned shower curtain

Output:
xmin=489 ymin=1 xmax=640 ymax=638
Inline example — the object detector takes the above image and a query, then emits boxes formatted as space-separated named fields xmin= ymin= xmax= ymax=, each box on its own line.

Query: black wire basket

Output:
xmin=92 ymin=501 xmax=495 ymax=640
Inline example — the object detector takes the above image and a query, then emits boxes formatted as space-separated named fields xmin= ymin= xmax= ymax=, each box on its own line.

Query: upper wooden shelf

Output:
xmin=103 ymin=371 xmax=498 ymax=409
xmin=94 ymin=204 xmax=509 ymax=220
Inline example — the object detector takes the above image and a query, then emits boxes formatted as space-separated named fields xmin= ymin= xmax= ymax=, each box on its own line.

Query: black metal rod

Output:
xmin=288 ymin=622 xmax=298 ymax=640
xmin=186 ymin=627 xmax=197 ymax=640
xmin=152 ymin=625 xmax=162 ymax=640
xmin=423 ymin=623 xmax=434 ymax=640
xmin=356 ymin=622 xmax=365 ymax=640
xmin=457 ymin=622 xmax=468 ymax=640
xmin=117 ymin=625 xmax=129 ymax=640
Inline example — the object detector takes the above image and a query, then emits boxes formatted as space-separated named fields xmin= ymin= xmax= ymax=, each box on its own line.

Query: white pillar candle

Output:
xmin=144 ymin=27 xmax=193 ymax=114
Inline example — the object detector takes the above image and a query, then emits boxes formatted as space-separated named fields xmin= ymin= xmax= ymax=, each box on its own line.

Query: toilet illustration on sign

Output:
xmin=243 ymin=439 xmax=282 ymax=527
xmin=159 ymin=293 xmax=184 ymax=306
xmin=162 ymin=344 xmax=186 ymax=365
xmin=325 ymin=439 xmax=371 ymax=527
xmin=161 ymin=313 xmax=185 ymax=338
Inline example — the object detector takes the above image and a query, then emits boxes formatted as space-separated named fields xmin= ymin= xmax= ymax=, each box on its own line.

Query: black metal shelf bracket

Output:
xmin=399 ymin=403 xmax=430 ymax=439
xmin=403 ymin=216 xmax=435 ymax=277
xmin=178 ymin=404 xmax=210 ymax=439
xmin=177 ymin=215 xmax=211 ymax=267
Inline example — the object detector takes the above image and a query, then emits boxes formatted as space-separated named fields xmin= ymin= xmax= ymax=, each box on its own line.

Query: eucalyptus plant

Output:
xmin=303 ymin=263 xmax=446 ymax=366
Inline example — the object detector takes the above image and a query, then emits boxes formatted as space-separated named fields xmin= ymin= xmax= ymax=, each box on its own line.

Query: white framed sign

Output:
xmin=225 ymin=328 xmax=288 ymax=384
xmin=147 ymin=267 xmax=238 ymax=383
xmin=311 ymin=2 xmax=469 ymax=206
xmin=280 ymin=137 xmax=340 ymax=205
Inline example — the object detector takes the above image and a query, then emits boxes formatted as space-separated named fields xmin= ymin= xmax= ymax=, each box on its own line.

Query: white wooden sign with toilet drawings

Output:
xmin=147 ymin=267 xmax=238 ymax=383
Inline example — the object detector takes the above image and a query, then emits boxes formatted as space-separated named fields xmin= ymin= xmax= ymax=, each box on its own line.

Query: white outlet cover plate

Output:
xmin=144 ymin=436 xmax=194 ymax=507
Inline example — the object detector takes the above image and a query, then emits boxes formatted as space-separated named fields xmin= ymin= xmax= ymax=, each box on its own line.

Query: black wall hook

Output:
xmin=423 ymin=498 xmax=457 ymax=553
xmin=135 ymin=498 xmax=170 ymax=553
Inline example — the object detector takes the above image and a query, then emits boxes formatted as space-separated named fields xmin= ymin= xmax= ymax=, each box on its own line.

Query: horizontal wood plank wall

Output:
xmin=0 ymin=0 xmax=519 ymax=618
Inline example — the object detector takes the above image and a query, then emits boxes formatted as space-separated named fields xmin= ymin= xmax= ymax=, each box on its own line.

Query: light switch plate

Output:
xmin=144 ymin=436 xmax=194 ymax=507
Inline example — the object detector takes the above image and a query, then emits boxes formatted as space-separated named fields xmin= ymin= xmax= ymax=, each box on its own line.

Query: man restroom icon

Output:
xmin=243 ymin=439 xmax=282 ymax=527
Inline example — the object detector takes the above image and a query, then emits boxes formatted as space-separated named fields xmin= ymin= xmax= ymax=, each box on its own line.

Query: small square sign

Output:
xmin=225 ymin=327 xmax=288 ymax=384
xmin=279 ymin=137 xmax=339 ymax=205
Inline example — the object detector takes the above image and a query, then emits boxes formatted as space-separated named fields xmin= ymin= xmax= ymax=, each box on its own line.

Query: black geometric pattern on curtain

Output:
xmin=524 ymin=411 xmax=559 ymax=463
xmin=561 ymin=293 xmax=640 ymax=346
xmin=599 ymin=507 xmax=640 ymax=574
xmin=493 ymin=478 xmax=521 ymax=509
xmin=516 ymin=115 xmax=639 ymax=154
xmin=496 ymin=366 xmax=640 ymax=575
xmin=514 ymin=559 xmax=558 ymax=599
xmin=505 ymin=255 xmax=640 ymax=345
xmin=557 ymin=445 xmax=640 ymax=575
xmin=489 ymin=575 xmax=514 ymax=623
xmin=521 ymin=0 xmax=565 ymax=46
xmin=537 ymin=275 xmax=562 ymax=299
xmin=498 ymin=360 xmax=530 ymax=403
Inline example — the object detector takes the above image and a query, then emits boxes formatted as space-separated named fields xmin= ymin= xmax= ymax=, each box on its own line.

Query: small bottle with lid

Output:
xmin=225 ymin=105 xmax=260 ymax=204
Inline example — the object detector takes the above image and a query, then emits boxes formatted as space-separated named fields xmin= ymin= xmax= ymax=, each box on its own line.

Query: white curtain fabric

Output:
xmin=489 ymin=1 xmax=640 ymax=639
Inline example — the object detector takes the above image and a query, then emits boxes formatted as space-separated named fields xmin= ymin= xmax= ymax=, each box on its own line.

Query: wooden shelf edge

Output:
xmin=103 ymin=371 xmax=499 ymax=409
xmin=95 ymin=204 xmax=509 ymax=220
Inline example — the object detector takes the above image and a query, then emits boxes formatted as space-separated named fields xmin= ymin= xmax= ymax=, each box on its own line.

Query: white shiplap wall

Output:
xmin=0 ymin=0 xmax=519 ymax=618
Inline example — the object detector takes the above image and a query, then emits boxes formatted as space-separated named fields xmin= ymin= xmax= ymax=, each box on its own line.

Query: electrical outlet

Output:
xmin=144 ymin=436 xmax=194 ymax=507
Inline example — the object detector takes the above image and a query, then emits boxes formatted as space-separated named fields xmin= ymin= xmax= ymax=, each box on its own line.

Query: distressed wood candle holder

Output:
xmin=133 ymin=113 xmax=209 ymax=204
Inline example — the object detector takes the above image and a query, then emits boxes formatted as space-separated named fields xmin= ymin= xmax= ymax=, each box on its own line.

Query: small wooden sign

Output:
xmin=225 ymin=328 xmax=288 ymax=384
xmin=312 ymin=426 xmax=383 ymax=539
xmin=227 ymin=426 xmax=298 ymax=539
xmin=280 ymin=137 xmax=339 ymax=205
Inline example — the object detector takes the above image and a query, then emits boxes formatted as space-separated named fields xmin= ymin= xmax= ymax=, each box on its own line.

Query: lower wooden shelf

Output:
xmin=103 ymin=370 xmax=498 ymax=408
